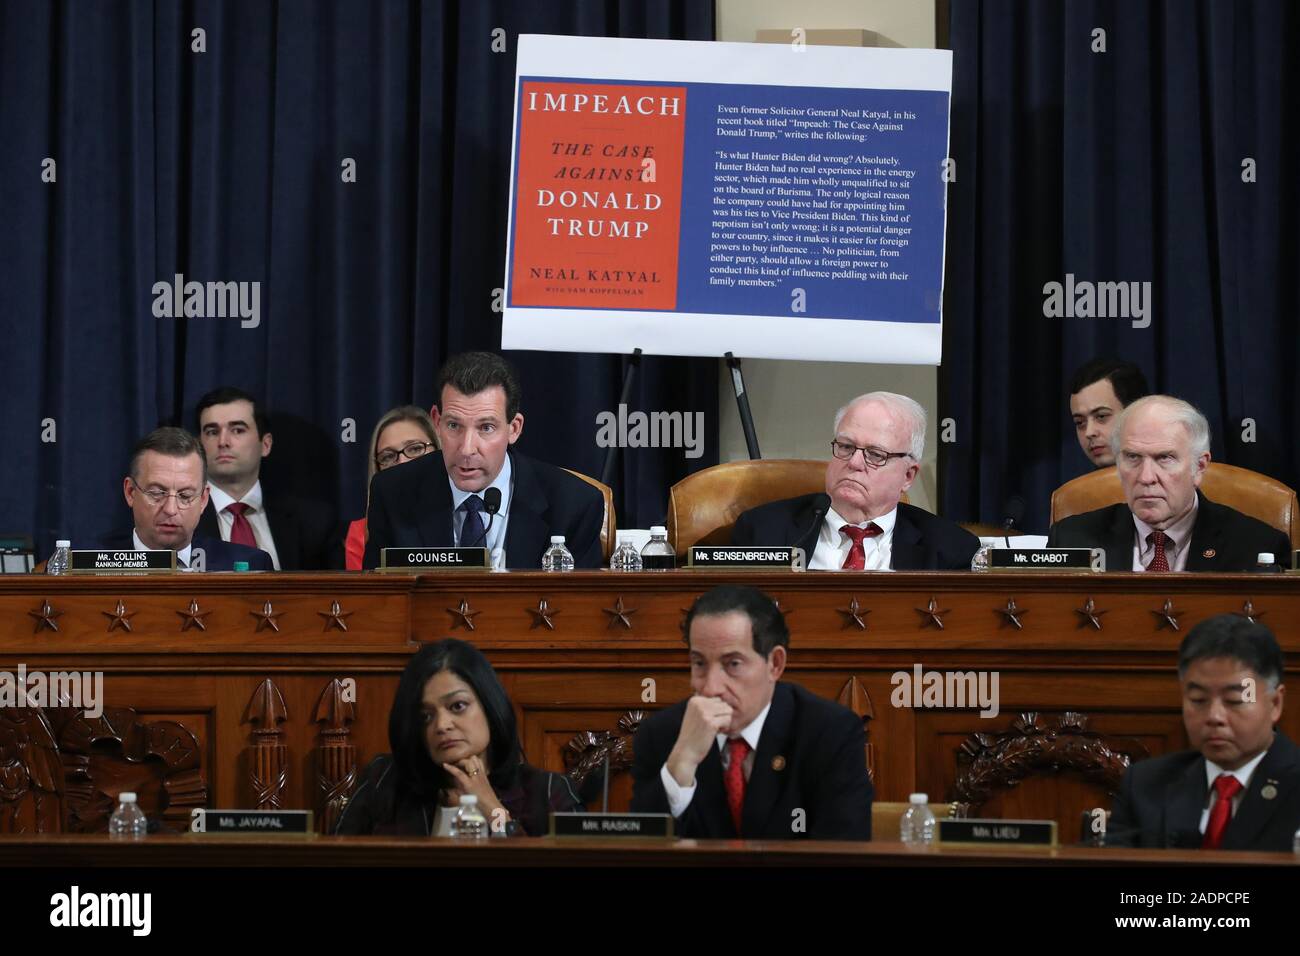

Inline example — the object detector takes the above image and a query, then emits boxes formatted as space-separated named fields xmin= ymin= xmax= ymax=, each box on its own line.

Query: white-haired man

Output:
xmin=1048 ymin=395 xmax=1289 ymax=571
xmin=731 ymin=392 xmax=979 ymax=570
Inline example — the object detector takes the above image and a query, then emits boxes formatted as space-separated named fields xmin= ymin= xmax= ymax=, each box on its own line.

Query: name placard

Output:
xmin=380 ymin=547 xmax=490 ymax=571
xmin=687 ymin=546 xmax=806 ymax=571
xmin=938 ymin=818 xmax=1057 ymax=847
xmin=189 ymin=808 xmax=314 ymax=835
xmin=550 ymin=812 xmax=674 ymax=838
xmin=69 ymin=549 xmax=176 ymax=573
xmin=989 ymin=548 xmax=1103 ymax=572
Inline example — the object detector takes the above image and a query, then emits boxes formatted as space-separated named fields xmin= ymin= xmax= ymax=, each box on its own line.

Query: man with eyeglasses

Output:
xmin=115 ymin=427 xmax=273 ymax=571
xmin=731 ymin=392 xmax=979 ymax=570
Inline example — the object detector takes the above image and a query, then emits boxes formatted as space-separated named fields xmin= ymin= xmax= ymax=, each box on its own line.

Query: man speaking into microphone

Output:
xmin=363 ymin=352 xmax=604 ymax=569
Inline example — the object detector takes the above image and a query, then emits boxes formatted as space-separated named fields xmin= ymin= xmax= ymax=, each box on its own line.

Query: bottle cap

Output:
xmin=650 ymin=525 xmax=667 ymax=535
xmin=908 ymin=793 xmax=928 ymax=805
xmin=1257 ymin=553 xmax=1275 ymax=565
xmin=56 ymin=540 xmax=71 ymax=548
xmin=119 ymin=792 xmax=138 ymax=804
xmin=233 ymin=561 xmax=250 ymax=572
xmin=459 ymin=794 xmax=479 ymax=805
xmin=550 ymin=535 xmax=566 ymax=544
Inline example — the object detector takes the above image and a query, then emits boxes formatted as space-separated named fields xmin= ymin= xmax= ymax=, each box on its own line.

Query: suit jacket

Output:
xmin=1106 ymin=731 xmax=1300 ymax=851
xmin=1046 ymin=492 xmax=1291 ymax=572
xmin=197 ymin=490 xmax=337 ymax=571
xmin=630 ymin=681 xmax=873 ymax=840
xmin=103 ymin=533 xmax=273 ymax=572
xmin=731 ymin=493 xmax=980 ymax=571
xmin=362 ymin=449 xmax=605 ymax=570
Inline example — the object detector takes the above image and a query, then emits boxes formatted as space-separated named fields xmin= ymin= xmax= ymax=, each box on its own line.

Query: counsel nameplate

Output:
xmin=687 ymin=546 xmax=806 ymax=570
xmin=69 ymin=549 xmax=176 ymax=573
xmin=989 ymin=548 xmax=1103 ymax=572
xmin=938 ymin=818 xmax=1057 ymax=847
xmin=550 ymin=812 xmax=674 ymax=838
xmin=380 ymin=547 xmax=490 ymax=570
xmin=189 ymin=808 xmax=314 ymax=835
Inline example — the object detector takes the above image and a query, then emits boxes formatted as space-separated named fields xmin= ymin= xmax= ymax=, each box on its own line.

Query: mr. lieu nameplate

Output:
xmin=989 ymin=548 xmax=1104 ymax=572
xmin=380 ymin=547 xmax=490 ymax=570
xmin=687 ymin=546 xmax=806 ymax=570
xmin=938 ymin=818 xmax=1057 ymax=847
xmin=69 ymin=549 xmax=175 ymax=573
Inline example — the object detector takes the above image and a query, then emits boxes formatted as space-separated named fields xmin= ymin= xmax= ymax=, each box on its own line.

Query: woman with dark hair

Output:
xmin=335 ymin=638 xmax=582 ymax=836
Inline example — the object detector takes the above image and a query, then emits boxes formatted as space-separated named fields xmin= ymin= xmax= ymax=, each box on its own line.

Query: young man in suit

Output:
xmin=1067 ymin=357 xmax=1149 ymax=469
xmin=362 ymin=352 xmax=604 ymax=570
xmin=194 ymin=386 xmax=337 ymax=570
xmin=731 ymin=391 xmax=979 ymax=571
xmin=117 ymin=427 xmax=273 ymax=571
xmin=1047 ymin=395 xmax=1290 ymax=571
xmin=630 ymin=585 xmax=872 ymax=840
xmin=1107 ymin=615 xmax=1300 ymax=850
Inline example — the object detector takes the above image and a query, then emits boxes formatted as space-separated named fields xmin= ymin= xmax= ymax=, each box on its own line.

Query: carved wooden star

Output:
xmin=177 ymin=598 xmax=211 ymax=632
xmin=527 ymin=598 xmax=559 ymax=630
xmin=250 ymin=600 xmax=283 ymax=633
xmin=102 ymin=599 xmax=137 ymax=633
xmin=28 ymin=599 xmax=62 ymax=633
xmin=1233 ymin=600 xmax=1266 ymax=624
xmin=836 ymin=597 xmax=871 ymax=630
xmin=915 ymin=597 xmax=950 ymax=630
xmin=319 ymin=600 xmax=354 ymax=632
xmin=1151 ymin=598 xmax=1184 ymax=631
xmin=445 ymin=599 xmax=479 ymax=631
xmin=1073 ymin=597 xmax=1108 ymax=630
xmin=602 ymin=596 xmax=637 ymax=630
xmin=996 ymin=598 xmax=1029 ymax=630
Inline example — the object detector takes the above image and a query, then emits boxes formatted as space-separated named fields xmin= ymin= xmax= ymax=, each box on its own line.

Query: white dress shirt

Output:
xmin=207 ymin=480 xmax=282 ymax=570
xmin=1131 ymin=495 xmax=1198 ymax=572
xmin=132 ymin=530 xmax=193 ymax=570
xmin=1199 ymin=747 xmax=1268 ymax=834
xmin=659 ymin=701 xmax=772 ymax=818
xmin=808 ymin=505 xmax=898 ymax=571
xmin=449 ymin=455 xmax=513 ymax=559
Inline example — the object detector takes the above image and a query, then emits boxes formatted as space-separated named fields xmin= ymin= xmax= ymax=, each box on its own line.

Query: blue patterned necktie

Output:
xmin=460 ymin=495 xmax=487 ymax=548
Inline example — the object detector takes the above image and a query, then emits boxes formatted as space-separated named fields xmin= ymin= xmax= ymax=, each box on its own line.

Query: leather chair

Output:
xmin=562 ymin=469 xmax=616 ymax=563
xmin=1050 ymin=462 xmax=1300 ymax=550
xmin=872 ymin=800 xmax=958 ymax=841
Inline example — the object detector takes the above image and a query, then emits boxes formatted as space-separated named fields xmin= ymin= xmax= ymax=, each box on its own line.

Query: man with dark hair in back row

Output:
xmin=1068 ymin=356 xmax=1149 ymax=468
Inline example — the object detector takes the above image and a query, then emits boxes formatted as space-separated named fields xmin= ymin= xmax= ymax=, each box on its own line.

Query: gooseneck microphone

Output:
xmin=481 ymin=486 xmax=503 ymax=541
xmin=1001 ymin=494 xmax=1026 ymax=548
xmin=798 ymin=493 xmax=833 ymax=555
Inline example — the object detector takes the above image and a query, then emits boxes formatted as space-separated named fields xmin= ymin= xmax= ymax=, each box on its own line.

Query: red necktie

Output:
xmin=724 ymin=737 xmax=751 ymax=835
xmin=225 ymin=502 xmax=258 ymax=549
xmin=1146 ymin=531 xmax=1170 ymax=572
xmin=841 ymin=523 xmax=883 ymax=570
xmin=1202 ymin=773 xmax=1243 ymax=849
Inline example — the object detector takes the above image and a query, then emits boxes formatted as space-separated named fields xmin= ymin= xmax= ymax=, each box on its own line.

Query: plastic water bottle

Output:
xmin=609 ymin=534 xmax=643 ymax=571
xmin=970 ymin=545 xmax=992 ymax=572
xmin=450 ymin=794 xmax=488 ymax=840
xmin=899 ymin=793 xmax=936 ymax=845
xmin=46 ymin=540 xmax=71 ymax=576
xmin=1293 ymin=826 xmax=1300 ymax=854
xmin=1255 ymin=553 xmax=1282 ymax=573
xmin=541 ymin=536 xmax=575 ymax=572
xmin=640 ymin=526 xmax=676 ymax=570
xmin=108 ymin=792 xmax=147 ymax=839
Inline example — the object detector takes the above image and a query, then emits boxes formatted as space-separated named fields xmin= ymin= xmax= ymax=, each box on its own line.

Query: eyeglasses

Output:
xmin=375 ymin=441 xmax=435 ymax=468
xmin=130 ymin=480 xmax=202 ymax=509
xmin=830 ymin=440 xmax=912 ymax=468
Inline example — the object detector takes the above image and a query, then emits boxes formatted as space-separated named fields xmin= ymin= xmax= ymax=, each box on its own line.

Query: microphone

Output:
xmin=601 ymin=755 xmax=611 ymax=814
xmin=798 ymin=493 xmax=832 ymax=556
xmin=1001 ymin=495 xmax=1026 ymax=548
xmin=480 ymin=486 xmax=503 ymax=542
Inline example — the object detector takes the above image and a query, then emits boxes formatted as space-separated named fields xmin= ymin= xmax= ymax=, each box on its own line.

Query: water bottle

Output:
xmin=541 ymin=536 xmax=575 ymax=572
xmin=640 ymin=526 xmax=676 ymax=570
xmin=46 ymin=540 xmax=71 ymax=576
xmin=899 ymin=792 xmax=937 ymax=846
xmin=1255 ymin=552 xmax=1282 ymax=573
xmin=970 ymin=545 xmax=992 ymax=572
xmin=1293 ymin=826 xmax=1300 ymax=854
xmin=609 ymin=534 xmax=643 ymax=571
xmin=108 ymin=792 xmax=147 ymax=839
xmin=450 ymin=794 xmax=489 ymax=840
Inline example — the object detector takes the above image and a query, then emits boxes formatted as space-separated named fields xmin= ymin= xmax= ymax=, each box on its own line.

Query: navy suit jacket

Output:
xmin=731 ymin=493 xmax=980 ymax=571
xmin=630 ymin=681 xmax=873 ymax=840
xmin=104 ymin=533 xmax=273 ymax=572
xmin=1106 ymin=732 xmax=1300 ymax=851
xmin=196 ymin=490 xmax=337 ymax=571
xmin=362 ymin=449 xmax=605 ymax=569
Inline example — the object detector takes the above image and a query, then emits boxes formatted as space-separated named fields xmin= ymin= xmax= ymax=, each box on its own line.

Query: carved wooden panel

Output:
xmin=313 ymin=678 xmax=357 ymax=834
xmin=244 ymin=679 xmax=288 ymax=811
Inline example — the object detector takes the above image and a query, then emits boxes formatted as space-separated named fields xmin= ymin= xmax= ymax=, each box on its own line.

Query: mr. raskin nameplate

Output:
xmin=69 ymin=549 xmax=175 ymax=573
xmin=687 ymin=546 xmax=806 ymax=571
xmin=990 ymin=548 xmax=1104 ymax=572
xmin=189 ymin=808 xmax=314 ymax=835
xmin=380 ymin=547 xmax=490 ymax=571
xmin=938 ymin=818 xmax=1057 ymax=847
xmin=550 ymin=812 xmax=674 ymax=838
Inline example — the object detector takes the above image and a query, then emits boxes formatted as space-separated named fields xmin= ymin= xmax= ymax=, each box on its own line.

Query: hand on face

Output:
xmin=440 ymin=753 xmax=505 ymax=823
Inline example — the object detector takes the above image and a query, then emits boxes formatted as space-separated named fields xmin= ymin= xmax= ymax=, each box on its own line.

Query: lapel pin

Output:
xmin=1202 ymin=548 xmax=1216 ymax=558
xmin=1261 ymin=783 xmax=1278 ymax=800
xmin=771 ymin=755 xmax=786 ymax=771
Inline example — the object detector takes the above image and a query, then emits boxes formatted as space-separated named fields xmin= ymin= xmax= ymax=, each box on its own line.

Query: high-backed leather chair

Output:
xmin=1050 ymin=462 xmax=1300 ymax=550
xmin=561 ymin=469 xmax=616 ymax=563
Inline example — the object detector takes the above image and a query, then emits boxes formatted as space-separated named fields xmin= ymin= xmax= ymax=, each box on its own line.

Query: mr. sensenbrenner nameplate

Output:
xmin=550 ymin=812 xmax=674 ymax=838
xmin=687 ymin=546 xmax=806 ymax=570
xmin=989 ymin=548 xmax=1103 ymax=572
xmin=380 ymin=547 xmax=490 ymax=570
xmin=69 ymin=549 xmax=175 ymax=573
xmin=189 ymin=809 xmax=313 ymax=835
xmin=939 ymin=818 xmax=1057 ymax=846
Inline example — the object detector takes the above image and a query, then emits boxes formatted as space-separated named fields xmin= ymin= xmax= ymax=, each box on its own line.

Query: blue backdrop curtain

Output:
xmin=1 ymin=0 xmax=717 ymax=556
xmin=942 ymin=0 xmax=1300 ymax=532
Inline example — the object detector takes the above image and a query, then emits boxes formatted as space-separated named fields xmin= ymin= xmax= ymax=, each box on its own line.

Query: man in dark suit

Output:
xmin=1067 ymin=356 xmax=1148 ymax=469
xmin=362 ymin=352 xmax=604 ymax=570
xmin=631 ymin=585 xmax=872 ymax=839
xmin=118 ymin=427 xmax=273 ymax=572
xmin=194 ymin=386 xmax=337 ymax=570
xmin=1048 ymin=395 xmax=1290 ymax=571
xmin=731 ymin=391 xmax=978 ymax=570
xmin=1107 ymin=615 xmax=1299 ymax=850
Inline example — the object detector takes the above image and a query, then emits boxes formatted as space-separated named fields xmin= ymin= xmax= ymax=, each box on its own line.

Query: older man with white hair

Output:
xmin=731 ymin=392 xmax=979 ymax=570
xmin=1048 ymin=395 xmax=1289 ymax=571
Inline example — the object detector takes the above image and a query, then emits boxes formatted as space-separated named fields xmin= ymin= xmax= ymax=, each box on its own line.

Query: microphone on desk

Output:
xmin=481 ymin=486 xmax=502 ymax=541
xmin=601 ymin=755 xmax=610 ymax=814
xmin=1001 ymin=495 xmax=1026 ymax=548
xmin=797 ymin=493 xmax=833 ymax=554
